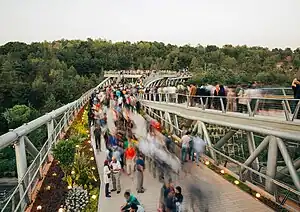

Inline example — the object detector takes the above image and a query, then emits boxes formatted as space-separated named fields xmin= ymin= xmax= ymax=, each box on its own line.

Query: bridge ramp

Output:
xmin=142 ymin=101 xmax=300 ymax=141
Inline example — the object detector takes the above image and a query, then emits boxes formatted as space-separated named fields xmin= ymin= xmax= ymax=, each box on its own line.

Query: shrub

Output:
xmin=72 ymin=152 xmax=97 ymax=186
xmin=65 ymin=187 xmax=88 ymax=212
xmin=53 ymin=140 xmax=76 ymax=173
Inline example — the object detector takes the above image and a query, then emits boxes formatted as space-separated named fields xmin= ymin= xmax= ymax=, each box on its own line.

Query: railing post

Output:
xmin=14 ymin=135 xmax=28 ymax=208
xmin=63 ymin=113 xmax=67 ymax=131
xmin=220 ymin=98 xmax=225 ymax=113
xmin=47 ymin=118 xmax=54 ymax=147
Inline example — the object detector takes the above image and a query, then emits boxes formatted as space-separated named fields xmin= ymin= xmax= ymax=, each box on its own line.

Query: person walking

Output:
xmin=125 ymin=143 xmax=136 ymax=176
xmin=94 ymin=125 xmax=101 ymax=151
xmin=181 ymin=132 xmax=191 ymax=163
xmin=193 ymin=135 xmax=206 ymax=166
xmin=159 ymin=178 xmax=174 ymax=212
xmin=110 ymin=157 xmax=121 ymax=194
xmin=174 ymin=186 xmax=183 ymax=212
xmin=136 ymin=154 xmax=145 ymax=193
xmin=103 ymin=160 xmax=111 ymax=198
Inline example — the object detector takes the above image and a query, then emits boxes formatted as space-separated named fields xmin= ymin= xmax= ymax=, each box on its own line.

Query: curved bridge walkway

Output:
xmin=91 ymin=130 xmax=272 ymax=212
xmin=141 ymin=98 xmax=300 ymax=141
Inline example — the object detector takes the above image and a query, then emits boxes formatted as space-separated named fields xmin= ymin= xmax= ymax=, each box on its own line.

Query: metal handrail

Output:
xmin=141 ymin=93 xmax=300 ymax=123
xmin=0 ymin=78 xmax=110 ymax=150
xmin=143 ymin=104 xmax=300 ymax=211
xmin=0 ymin=77 xmax=111 ymax=212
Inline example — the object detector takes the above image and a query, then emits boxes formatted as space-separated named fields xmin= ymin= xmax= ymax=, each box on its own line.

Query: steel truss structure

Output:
xmin=0 ymin=78 xmax=113 ymax=212
xmin=142 ymin=101 xmax=300 ymax=211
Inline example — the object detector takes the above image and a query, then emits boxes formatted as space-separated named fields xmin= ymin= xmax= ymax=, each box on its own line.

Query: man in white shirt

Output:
xmin=181 ymin=131 xmax=191 ymax=163
xmin=110 ymin=157 xmax=122 ymax=194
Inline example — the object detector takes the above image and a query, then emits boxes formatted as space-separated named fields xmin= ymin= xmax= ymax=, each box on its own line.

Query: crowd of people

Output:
xmin=144 ymin=80 xmax=300 ymax=118
xmin=88 ymin=80 xmax=192 ymax=212
xmin=86 ymin=71 xmax=300 ymax=211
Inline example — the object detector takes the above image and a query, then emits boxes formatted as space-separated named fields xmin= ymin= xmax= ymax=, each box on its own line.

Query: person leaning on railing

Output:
xmin=291 ymin=78 xmax=300 ymax=119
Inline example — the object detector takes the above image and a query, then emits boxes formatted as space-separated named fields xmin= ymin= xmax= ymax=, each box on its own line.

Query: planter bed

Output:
xmin=29 ymin=106 xmax=100 ymax=212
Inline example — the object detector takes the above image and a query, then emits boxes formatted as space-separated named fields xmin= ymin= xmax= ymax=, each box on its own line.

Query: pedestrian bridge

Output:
xmin=0 ymin=74 xmax=299 ymax=212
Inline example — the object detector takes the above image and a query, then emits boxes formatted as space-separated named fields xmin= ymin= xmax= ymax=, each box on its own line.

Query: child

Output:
xmin=175 ymin=186 xmax=183 ymax=212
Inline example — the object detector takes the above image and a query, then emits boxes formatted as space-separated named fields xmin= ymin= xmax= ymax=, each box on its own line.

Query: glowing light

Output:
xmin=255 ymin=193 xmax=261 ymax=198
xmin=88 ymin=140 xmax=91 ymax=144
xmin=71 ymin=171 xmax=75 ymax=175
xmin=52 ymin=173 xmax=57 ymax=176
xmin=90 ymin=157 xmax=94 ymax=161
xmin=91 ymin=195 xmax=97 ymax=199
xmin=92 ymin=167 xmax=96 ymax=170
xmin=58 ymin=208 xmax=64 ymax=212
xmin=86 ymin=130 xmax=90 ymax=133
xmin=37 ymin=205 xmax=42 ymax=210
xmin=94 ymin=178 xmax=97 ymax=182
xmin=205 ymin=161 xmax=210 ymax=165
xmin=76 ymin=145 xmax=79 ymax=148
xmin=220 ymin=170 xmax=225 ymax=174
xmin=67 ymin=185 xmax=72 ymax=189
xmin=234 ymin=180 xmax=240 ymax=185
xmin=89 ymin=148 xmax=93 ymax=152
xmin=46 ymin=185 xmax=51 ymax=190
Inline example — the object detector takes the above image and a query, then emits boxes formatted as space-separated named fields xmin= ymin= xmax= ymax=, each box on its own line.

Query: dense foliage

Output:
xmin=0 ymin=39 xmax=299 ymax=177
xmin=1 ymin=39 xmax=299 ymax=133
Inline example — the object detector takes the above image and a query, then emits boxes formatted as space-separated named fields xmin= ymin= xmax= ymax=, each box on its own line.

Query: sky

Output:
xmin=0 ymin=0 xmax=299 ymax=49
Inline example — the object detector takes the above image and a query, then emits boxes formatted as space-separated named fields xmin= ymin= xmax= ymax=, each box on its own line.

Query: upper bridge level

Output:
xmin=103 ymin=70 xmax=184 ymax=78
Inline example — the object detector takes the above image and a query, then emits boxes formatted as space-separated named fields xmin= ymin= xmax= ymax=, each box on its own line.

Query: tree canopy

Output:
xmin=1 ymin=39 xmax=299 ymax=134
xmin=0 ymin=38 xmax=299 ymax=177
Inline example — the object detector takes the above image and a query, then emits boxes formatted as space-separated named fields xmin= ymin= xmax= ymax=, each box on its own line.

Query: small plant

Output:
xmin=72 ymin=151 xmax=97 ymax=186
xmin=53 ymin=139 xmax=76 ymax=173
xmin=65 ymin=186 xmax=89 ymax=212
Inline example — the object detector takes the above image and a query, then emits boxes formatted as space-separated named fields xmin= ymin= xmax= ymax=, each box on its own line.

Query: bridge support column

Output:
xmin=15 ymin=136 xmax=28 ymax=208
xmin=265 ymin=136 xmax=278 ymax=194
xmin=276 ymin=158 xmax=300 ymax=180
xmin=159 ymin=111 xmax=164 ymax=127
xmin=277 ymin=138 xmax=300 ymax=191
xmin=24 ymin=136 xmax=39 ymax=157
xmin=215 ymin=130 xmax=236 ymax=149
xmin=246 ymin=132 xmax=262 ymax=183
xmin=240 ymin=136 xmax=270 ymax=175
xmin=173 ymin=114 xmax=179 ymax=135
xmin=200 ymin=122 xmax=217 ymax=161
xmin=165 ymin=112 xmax=173 ymax=133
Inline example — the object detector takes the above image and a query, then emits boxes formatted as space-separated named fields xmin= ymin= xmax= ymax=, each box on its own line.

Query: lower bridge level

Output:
xmin=93 ymin=133 xmax=273 ymax=212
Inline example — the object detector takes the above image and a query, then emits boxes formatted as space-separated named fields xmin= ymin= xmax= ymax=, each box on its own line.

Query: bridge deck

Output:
xmin=91 ymin=131 xmax=272 ymax=212
xmin=142 ymin=101 xmax=300 ymax=141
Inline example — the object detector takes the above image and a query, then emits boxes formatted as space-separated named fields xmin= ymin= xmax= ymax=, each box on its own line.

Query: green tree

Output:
xmin=3 ymin=105 xmax=39 ymax=129
xmin=172 ymin=57 xmax=179 ymax=71
xmin=162 ymin=58 xmax=171 ymax=69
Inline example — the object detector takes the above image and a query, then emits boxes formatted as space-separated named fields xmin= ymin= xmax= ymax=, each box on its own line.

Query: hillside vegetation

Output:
xmin=0 ymin=39 xmax=299 ymax=177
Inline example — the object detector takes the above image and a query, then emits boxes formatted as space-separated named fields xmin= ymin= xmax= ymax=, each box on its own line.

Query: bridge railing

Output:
xmin=141 ymin=93 xmax=300 ymax=122
xmin=144 ymin=105 xmax=300 ymax=212
xmin=0 ymin=78 xmax=112 ymax=212
xmin=104 ymin=70 xmax=179 ymax=75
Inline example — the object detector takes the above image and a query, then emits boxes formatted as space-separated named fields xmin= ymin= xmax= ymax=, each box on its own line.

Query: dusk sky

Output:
xmin=0 ymin=0 xmax=299 ymax=49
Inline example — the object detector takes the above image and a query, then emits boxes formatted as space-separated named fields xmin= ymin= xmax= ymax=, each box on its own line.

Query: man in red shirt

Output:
xmin=125 ymin=143 xmax=136 ymax=176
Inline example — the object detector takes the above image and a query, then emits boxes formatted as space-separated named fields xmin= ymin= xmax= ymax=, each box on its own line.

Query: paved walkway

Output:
xmin=91 ymin=127 xmax=273 ymax=212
